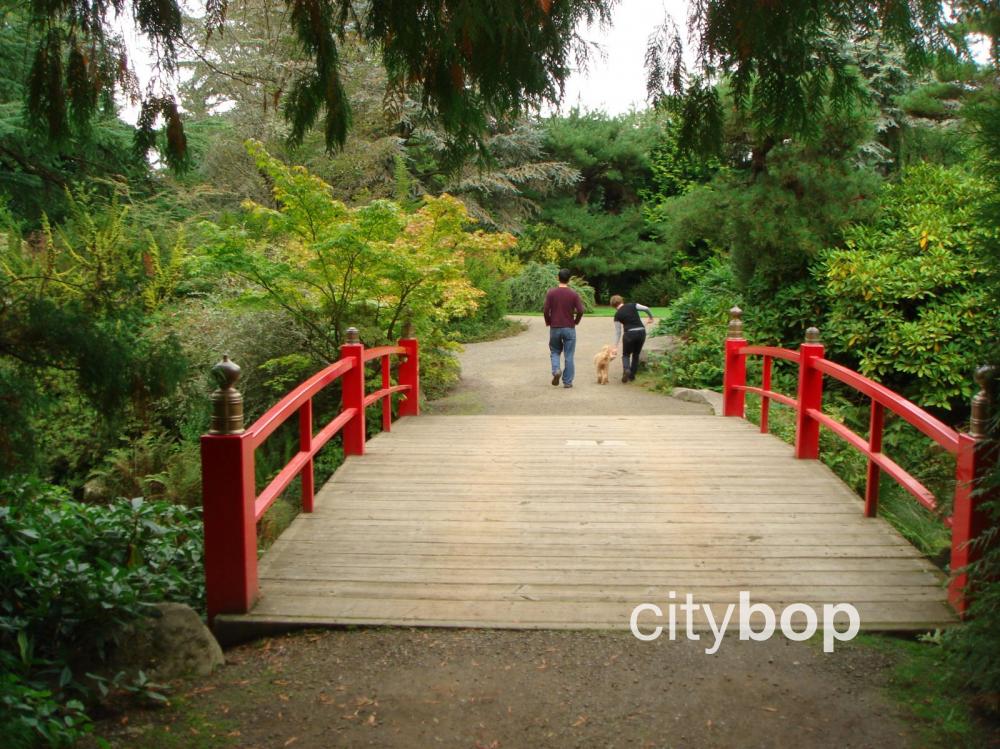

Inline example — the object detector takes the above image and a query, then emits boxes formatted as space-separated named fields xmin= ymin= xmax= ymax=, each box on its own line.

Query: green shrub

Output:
xmin=818 ymin=164 xmax=995 ymax=408
xmin=87 ymin=434 xmax=202 ymax=508
xmin=651 ymin=261 xmax=741 ymax=390
xmin=0 ymin=477 xmax=204 ymax=746
xmin=505 ymin=262 xmax=595 ymax=313
xmin=628 ymin=273 xmax=679 ymax=307
xmin=449 ymin=256 xmax=513 ymax=342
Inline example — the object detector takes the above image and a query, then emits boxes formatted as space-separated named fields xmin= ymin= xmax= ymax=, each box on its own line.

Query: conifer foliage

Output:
xmin=23 ymin=0 xmax=616 ymax=164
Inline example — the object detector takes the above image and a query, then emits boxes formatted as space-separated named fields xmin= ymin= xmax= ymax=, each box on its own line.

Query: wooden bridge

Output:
xmin=201 ymin=314 xmax=995 ymax=640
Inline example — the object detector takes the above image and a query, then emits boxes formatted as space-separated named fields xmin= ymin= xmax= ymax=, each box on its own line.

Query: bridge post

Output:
xmin=340 ymin=327 xmax=367 ymax=456
xmin=949 ymin=365 xmax=997 ymax=616
xmin=794 ymin=327 xmax=825 ymax=459
xmin=201 ymin=356 xmax=258 ymax=621
xmin=722 ymin=307 xmax=746 ymax=417
xmin=398 ymin=319 xmax=420 ymax=418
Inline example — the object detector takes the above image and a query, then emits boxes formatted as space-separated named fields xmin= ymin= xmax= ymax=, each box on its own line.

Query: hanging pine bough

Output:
xmin=644 ymin=0 xmax=956 ymax=159
xmin=23 ymin=0 xmax=615 ymax=167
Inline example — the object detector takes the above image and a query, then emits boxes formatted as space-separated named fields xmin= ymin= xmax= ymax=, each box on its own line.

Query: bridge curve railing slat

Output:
xmin=721 ymin=307 xmax=994 ymax=617
xmin=200 ymin=328 xmax=420 ymax=621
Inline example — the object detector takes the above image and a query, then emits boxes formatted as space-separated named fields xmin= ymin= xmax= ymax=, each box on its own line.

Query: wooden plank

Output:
xmin=234 ymin=414 xmax=956 ymax=632
xmin=244 ymin=596 xmax=957 ymax=629
xmin=257 ymin=568 xmax=943 ymax=587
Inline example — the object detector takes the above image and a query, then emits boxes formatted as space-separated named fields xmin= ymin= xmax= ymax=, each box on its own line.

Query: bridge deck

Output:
xmin=231 ymin=415 xmax=956 ymax=632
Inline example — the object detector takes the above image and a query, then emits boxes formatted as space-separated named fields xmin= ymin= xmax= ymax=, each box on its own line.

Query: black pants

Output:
xmin=622 ymin=329 xmax=646 ymax=378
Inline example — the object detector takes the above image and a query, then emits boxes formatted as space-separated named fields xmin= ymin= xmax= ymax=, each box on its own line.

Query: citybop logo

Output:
xmin=629 ymin=591 xmax=861 ymax=654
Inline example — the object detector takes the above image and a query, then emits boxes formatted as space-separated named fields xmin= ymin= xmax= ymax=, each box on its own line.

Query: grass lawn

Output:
xmin=511 ymin=306 xmax=670 ymax=318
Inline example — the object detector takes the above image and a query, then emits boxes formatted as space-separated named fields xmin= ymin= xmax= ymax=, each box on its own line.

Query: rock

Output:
xmin=671 ymin=387 xmax=724 ymax=416
xmin=115 ymin=603 xmax=225 ymax=680
xmin=639 ymin=335 xmax=679 ymax=363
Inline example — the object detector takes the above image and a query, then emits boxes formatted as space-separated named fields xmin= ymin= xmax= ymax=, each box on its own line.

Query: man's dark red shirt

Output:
xmin=543 ymin=286 xmax=584 ymax=328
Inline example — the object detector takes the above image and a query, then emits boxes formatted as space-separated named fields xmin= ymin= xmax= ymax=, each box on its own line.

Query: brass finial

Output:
xmin=805 ymin=327 xmax=821 ymax=344
xmin=727 ymin=306 xmax=744 ymax=339
xmin=209 ymin=355 xmax=244 ymax=435
xmin=345 ymin=327 xmax=360 ymax=344
xmin=970 ymin=365 xmax=995 ymax=439
xmin=401 ymin=317 xmax=414 ymax=339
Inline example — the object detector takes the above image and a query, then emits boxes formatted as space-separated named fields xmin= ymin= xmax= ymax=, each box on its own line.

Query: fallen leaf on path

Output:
xmin=762 ymin=707 xmax=778 ymax=713
xmin=283 ymin=738 xmax=297 ymax=747
xmin=572 ymin=715 xmax=589 ymax=727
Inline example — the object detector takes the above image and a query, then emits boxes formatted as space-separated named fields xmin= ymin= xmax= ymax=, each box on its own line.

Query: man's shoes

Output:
xmin=622 ymin=372 xmax=630 ymax=383
xmin=563 ymin=383 xmax=573 ymax=388
xmin=552 ymin=371 xmax=561 ymax=386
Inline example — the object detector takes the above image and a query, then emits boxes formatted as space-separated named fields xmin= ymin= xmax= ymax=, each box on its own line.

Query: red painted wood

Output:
xmin=312 ymin=407 xmax=357 ymax=453
xmin=398 ymin=337 xmax=420 ymax=417
xmin=340 ymin=341 xmax=366 ymax=456
xmin=201 ymin=434 xmax=257 ymax=622
xmin=740 ymin=387 xmax=798 ymax=410
xmin=201 ymin=336 xmax=421 ymax=619
xmin=812 ymin=358 xmax=960 ymax=454
xmin=865 ymin=401 xmax=884 ymax=518
xmin=807 ymin=408 xmax=940 ymax=513
xmin=760 ymin=355 xmax=772 ymax=434
xmin=363 ymin=345 xmax=407 ymax=363
xmin=299 ymin=399 xmax=314 ymax=513
xmin=725 ymin=324 xmax=993 ymax=616
xmin=949 ymin=435 xmax=997 ymax=616
xmin=723 ymin=337 xmax=747 ymax=417
xmin=246 ymin=358 xmax=354 ymax=449
xmin=363 ymin=384 xmax=411 ymax=408
xmin=794 ymin=341 xmax=825 ymax=459
xmin=381 ymin=355 xmax=392 ymax=432
xmin=740 ymin=345 xmax=801 ymax=363
xmin=255 ymin=450 xmax=312 ymax=520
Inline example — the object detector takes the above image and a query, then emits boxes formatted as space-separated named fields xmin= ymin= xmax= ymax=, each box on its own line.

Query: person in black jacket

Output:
xmin=610 ymin=295 xmax=654 ymax=383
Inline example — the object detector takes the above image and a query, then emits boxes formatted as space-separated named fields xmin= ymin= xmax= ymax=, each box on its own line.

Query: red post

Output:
xmin=948 ymin=366 xmax=996 ymax=616
xmin=948 ymin=434 xmax=995 ymax=615
xmin=381 ymin=354 xmax=392 ymax=432
xmin=864 ymin=400 xmax=884 ymax=517
xmin=723 ymin=306 xmax=746 ymax=418
xmin=340 ymin=327 xmax=366 ymax=456
xmin=760 ymin=355 xmax=772 ymax=433
xmin=299 ymin=399 xmax=314 ymax=512
xmin=201 ymin=355 xmax=258 ymax=622
xmin=398 ymin=335 xmax=420 ymax=418
xmin=794 ymin=327 xmax=825 ymax=459
xmin=201 ymin=435 xmax=257 ymax=621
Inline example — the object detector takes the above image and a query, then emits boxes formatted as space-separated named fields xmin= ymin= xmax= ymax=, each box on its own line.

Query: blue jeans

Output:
xmin=549 ymin=327 xmax=576 ymax=385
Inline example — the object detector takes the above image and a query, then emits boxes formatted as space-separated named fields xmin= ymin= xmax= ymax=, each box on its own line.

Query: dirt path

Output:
xmin=91 ymin=319 xmax=947 ymax=748
xmin=428 ymin=316 xmax=711 ymax=416
xmin=98 ymin=629 xmax=924 ymax=749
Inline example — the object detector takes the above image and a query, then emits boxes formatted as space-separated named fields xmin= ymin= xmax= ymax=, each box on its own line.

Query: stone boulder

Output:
xmin=115 ymin=602 xmax=225 ymax=680
xmin=671 ymin=387 xmax=724 ymax=416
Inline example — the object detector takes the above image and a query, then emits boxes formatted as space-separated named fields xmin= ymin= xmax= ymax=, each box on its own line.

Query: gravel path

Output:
xmin=90 ymin=628 xmax=930 ymax=749
xmin=429 ymin=316 xmax=711 ymax=416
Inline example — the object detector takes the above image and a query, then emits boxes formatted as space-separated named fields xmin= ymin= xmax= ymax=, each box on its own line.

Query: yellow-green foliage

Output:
xmin=818 ymin=164 xmax=995 ymax=408
xmin=200 ymin=142 xmax=517 ymax=357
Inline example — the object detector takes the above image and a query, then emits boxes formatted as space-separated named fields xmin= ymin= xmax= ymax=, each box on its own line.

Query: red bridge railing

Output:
xmin=200 ymin=326 xmax=420 ymax=621
xmin=722 ymin=307 xmax=995 ymax=616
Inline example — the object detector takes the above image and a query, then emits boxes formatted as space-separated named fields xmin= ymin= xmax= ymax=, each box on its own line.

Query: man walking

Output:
xmin=543 ymin=268 xmax=585 ymax=388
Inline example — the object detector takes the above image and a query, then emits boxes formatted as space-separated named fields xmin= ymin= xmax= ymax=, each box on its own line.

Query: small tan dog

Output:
xmin=594 ymin=345 xmax=617 ymax=384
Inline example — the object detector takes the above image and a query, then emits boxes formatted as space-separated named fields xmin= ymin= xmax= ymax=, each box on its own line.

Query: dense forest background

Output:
xmin=1 ymin=1 xmax=998 ymax=745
